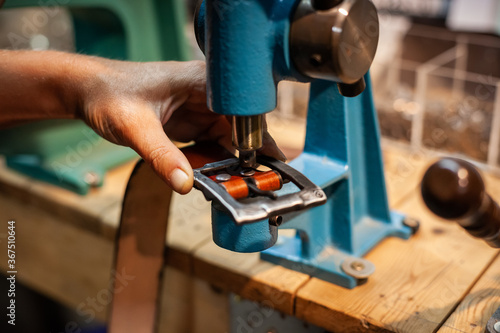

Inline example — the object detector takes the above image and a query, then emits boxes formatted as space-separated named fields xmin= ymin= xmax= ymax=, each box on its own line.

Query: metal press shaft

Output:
xmin=232 ymin=115 xmax=264 ymax=168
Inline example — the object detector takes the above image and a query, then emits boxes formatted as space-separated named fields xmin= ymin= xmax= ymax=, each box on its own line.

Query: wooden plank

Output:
xmin=159 ymin=273 xmax=230 ymax=333
xmin=294 ymin=190 xmax=499 ymax=333
xmin=165 ymin=190 xmax=212 ymax=272
xmin=191 ymin=277 xmax=230 ymax=333
xmin=434 ymin=171 xmax=500 ymax=333
xmin=0 ymin=193 xmax=113 ymax=322
xmin=158 ymin=267 xmax=195 ymax=333
xmin=193 ymin=241 xmax=311 ymax=316
xmin=0 ymin=158 xmax=137 ymax=238
xmin=437 ymin=253 xmax=500 ymax=333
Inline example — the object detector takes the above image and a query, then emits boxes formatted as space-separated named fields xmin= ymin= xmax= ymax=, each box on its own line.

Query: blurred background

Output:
xmin=0 ymin=0 xmax=499 ymax=332
xmin=1 ymin=0 xmax=500 ymax=177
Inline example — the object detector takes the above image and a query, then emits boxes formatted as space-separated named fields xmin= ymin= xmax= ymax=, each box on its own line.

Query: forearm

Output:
xmin=0 ymin=50 xmax=109 ymax=126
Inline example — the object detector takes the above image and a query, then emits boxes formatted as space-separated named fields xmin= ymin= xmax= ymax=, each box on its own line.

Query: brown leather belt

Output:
xmin=108 ymin=143 xmax=232 ymax=333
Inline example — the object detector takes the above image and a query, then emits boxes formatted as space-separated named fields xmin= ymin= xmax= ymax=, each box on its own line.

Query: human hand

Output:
xmin=80 ymin=60 xmax=285 ymax=194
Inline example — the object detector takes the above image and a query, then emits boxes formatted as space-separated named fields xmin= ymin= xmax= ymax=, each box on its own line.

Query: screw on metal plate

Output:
xmin=84 ymin=172 xmax=100 ymax=187
xmin=341 ymin=257 xmax=375 ymax=279
xmin=215 ymin=173 xmax=232 ymax=182
xmin=403 ymin=217 xmax=420 ymax=234
xmin=314 ymin=190 xmax=324 ymax=198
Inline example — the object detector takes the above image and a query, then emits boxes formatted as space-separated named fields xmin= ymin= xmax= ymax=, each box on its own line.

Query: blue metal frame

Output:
xmin=204 ymin=0 xmax=303 ymax=116
xmin=212 ymin=205 xmax=278 ymax=253
xmin=199 ymin=0 xmax=413 ymax=288
xmin=261 ymin=76 xmax=412 ymax=288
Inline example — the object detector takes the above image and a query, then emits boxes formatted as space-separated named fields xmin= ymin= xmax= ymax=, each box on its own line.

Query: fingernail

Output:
xmin=170 ymin=168 xmax=190 ymax=193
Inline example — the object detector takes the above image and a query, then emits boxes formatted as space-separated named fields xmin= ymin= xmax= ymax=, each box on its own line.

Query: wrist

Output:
xmin=58 ymin=53 xmax=114 ymax=121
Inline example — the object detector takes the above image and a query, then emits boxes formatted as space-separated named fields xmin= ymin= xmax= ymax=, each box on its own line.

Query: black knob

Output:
xmin=421 ymin=158 xmax=500 ymax=248
xmin=422 ymin=158 xmax=484 ymax=220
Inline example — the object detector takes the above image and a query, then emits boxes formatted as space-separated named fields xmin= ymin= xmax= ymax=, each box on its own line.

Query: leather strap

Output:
xmin=108 ymin=160 xmax=172 ymax=333
xmin=108 ymin=143 xmax=233 ymax=332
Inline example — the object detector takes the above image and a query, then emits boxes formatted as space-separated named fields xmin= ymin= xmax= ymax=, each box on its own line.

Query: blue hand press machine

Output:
xmin=192 ymin=0 xmax=419 ymax=289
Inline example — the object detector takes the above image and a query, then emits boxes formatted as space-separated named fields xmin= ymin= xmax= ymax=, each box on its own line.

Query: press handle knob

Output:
xmin=421 ymin=158 xmax=500 ymax=248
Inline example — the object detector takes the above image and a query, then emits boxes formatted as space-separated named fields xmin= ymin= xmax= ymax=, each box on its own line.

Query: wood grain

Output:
xmin=0 ymin=158 xmax=137 ymax=238
xmin=434 ymin=173 xmax=500 ymax=333
xmin=2 ymin=139 xmax=500 ymax=332
xmin=158 ymin=267 xmax=195 ymax=333
xmin=437 ymin=254 xmax=500 ymax=333
xmin=294 ymin=190 xmax=499 ymax=333
xmin=0 ymin=193 xmax=113 ymax=321
xmin=165 ymin=191 xmax=212 ymax=273
xmin=193 ymin=241 xmax=311 ymax=315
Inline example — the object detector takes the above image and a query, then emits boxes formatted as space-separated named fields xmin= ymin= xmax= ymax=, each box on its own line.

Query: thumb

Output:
xmin=125 ymin=113 xmax=193 ymax=194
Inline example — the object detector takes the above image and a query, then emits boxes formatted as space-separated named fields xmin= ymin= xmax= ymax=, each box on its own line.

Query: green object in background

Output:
xmin=4 ymin=0 xmax=190 ymax=61
xmin=0 ymin=120 xmax=137 ymax=195
xmin=1 ymin=0 xmax=190 ymax=194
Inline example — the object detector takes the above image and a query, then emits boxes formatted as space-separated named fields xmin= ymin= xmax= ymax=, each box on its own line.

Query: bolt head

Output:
xmin=403 ymin=217 xmax=420 ymax=234
xmin=341 ymin=257 xmax=375 ymax=279
xmin=215 ymin=173 xmax=232 ymax=182
xmin=350 ymin=261 xmax=365 ymax=272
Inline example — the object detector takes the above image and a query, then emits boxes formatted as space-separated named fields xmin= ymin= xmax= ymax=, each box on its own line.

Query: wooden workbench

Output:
xmin=0 ymin=119 xmax=499 ymax=333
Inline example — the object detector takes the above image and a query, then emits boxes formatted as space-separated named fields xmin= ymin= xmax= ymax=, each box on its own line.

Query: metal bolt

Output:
xmin=494 ymin=321 xmax=500 ymax=333
xmin=403 ymin=217 xmax=420 ymax=235
xmin=215 ymin=173 xmax=232 ymax=182
xmin=240 ymin=169 xmax=256 ymax=177
xmin=84 ymin=172 xmax=100 ymax=187
xmin=341 ymin=257 xmax=375 ymax=279
xmin=314 ymin=190 xmax=324 ymax=198
xmin=350 ymin=261 xmax=365 ymax=272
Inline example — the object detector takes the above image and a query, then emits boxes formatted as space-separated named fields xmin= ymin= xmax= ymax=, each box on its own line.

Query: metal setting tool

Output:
xmin=193 ymin=0 xmax=418 ymax=288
